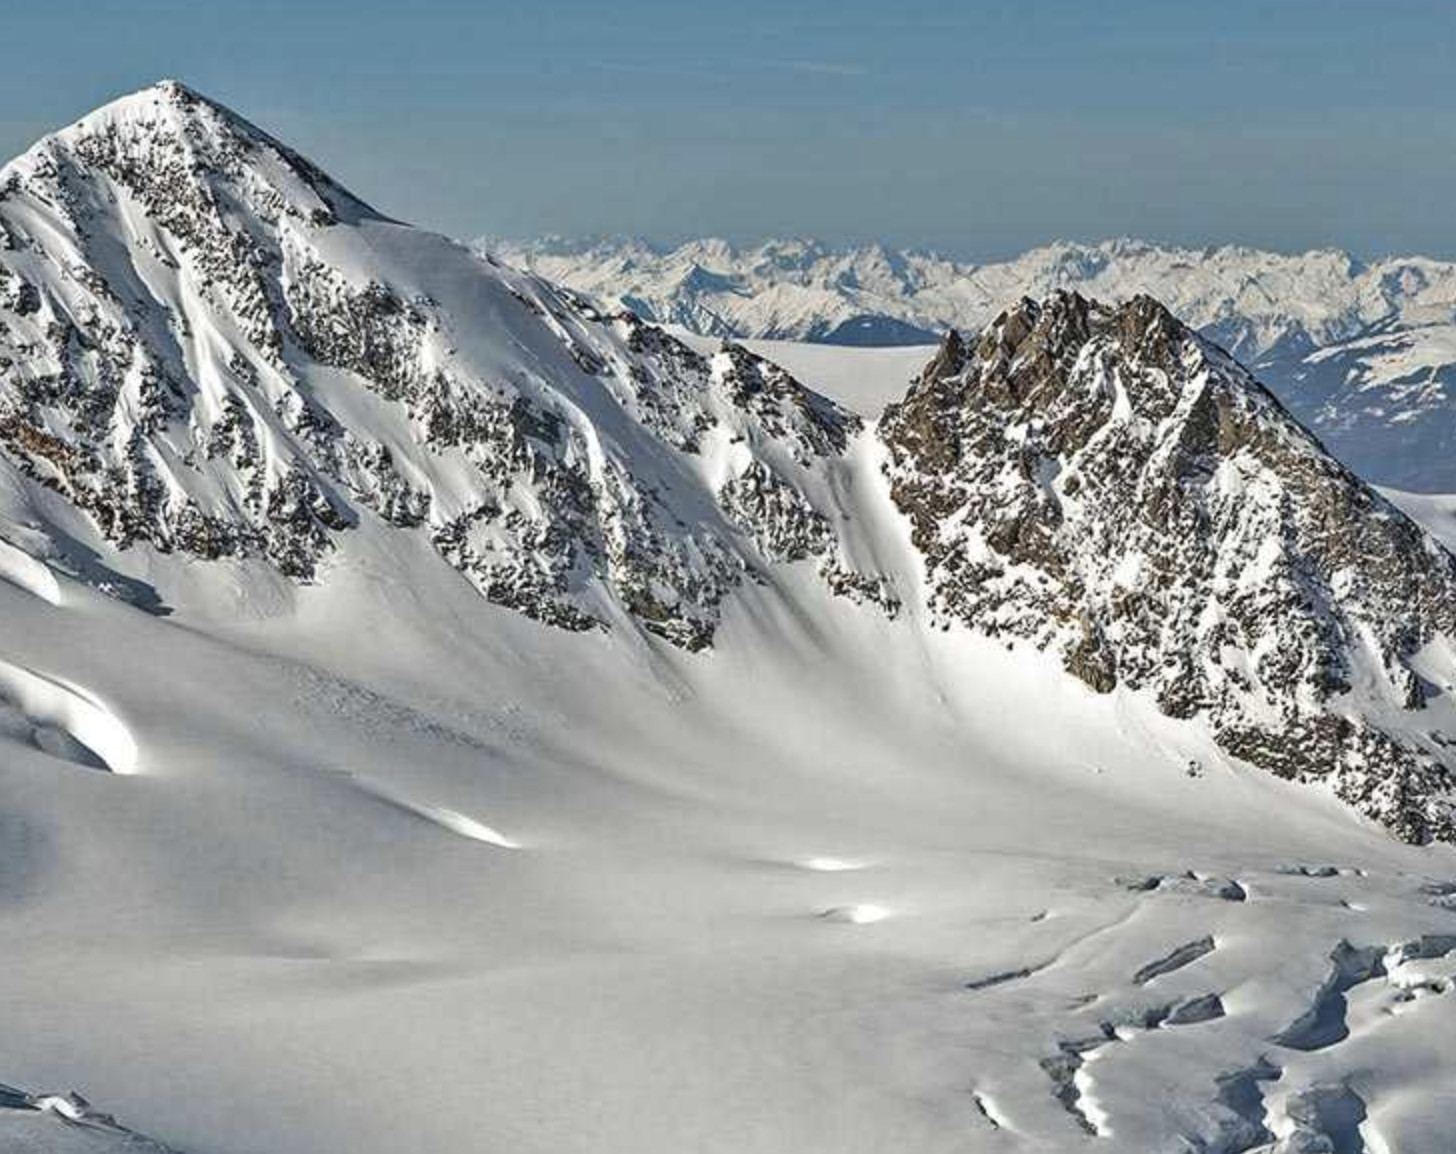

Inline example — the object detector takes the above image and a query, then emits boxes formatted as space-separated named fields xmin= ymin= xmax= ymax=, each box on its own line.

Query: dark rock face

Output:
xmin=880 ymin=291 xmax=1456 ymax=843
xmin=0 ymin=82 xmax=877 ymax=648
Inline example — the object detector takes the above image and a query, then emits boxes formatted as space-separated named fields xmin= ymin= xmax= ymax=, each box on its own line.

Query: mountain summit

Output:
xmin=882 ymin=291 xmax=1456 ymax=841
xmin=0 ymin=81 xmax=872 ymax=648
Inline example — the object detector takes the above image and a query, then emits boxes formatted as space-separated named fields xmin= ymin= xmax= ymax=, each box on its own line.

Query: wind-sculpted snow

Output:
xmin=0 ymin=1082 xmax=177 ymax=1152
xmin=0 ymin=658 xmax=137 ymax=773
xmin=880 ymin=291 xmax=1456 ymax=843
xmin=0 ymin=82 xmax=871 ymax=649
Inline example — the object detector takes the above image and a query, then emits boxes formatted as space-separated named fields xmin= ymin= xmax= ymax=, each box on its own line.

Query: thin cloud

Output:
xmin=756 ymin=59 xmax=870 ymax=78
xmin=587 ymin=58 xmax=869 ymax=81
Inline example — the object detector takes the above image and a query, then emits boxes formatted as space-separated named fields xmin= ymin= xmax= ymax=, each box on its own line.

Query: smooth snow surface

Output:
xmin=672 ymin=329 xmax=935 ymax=417
xmin=0 ymin=489 xmax=1452 ymax=1154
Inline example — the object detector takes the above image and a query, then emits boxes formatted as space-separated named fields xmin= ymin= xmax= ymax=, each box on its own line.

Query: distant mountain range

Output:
xmin=485 ymin=235 xmax=1456 ymax=490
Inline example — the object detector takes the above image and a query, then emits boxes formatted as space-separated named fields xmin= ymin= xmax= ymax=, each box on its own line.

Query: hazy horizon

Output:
xmin=485 ymin=230 xmax=1442 ymax=266
xmin=4 ymin=0 xmax=1454 ymax=263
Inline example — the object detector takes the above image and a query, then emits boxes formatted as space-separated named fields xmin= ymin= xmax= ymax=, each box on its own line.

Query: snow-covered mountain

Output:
xmin=3 ymin=84 xmax=1456 ymax=1154
xmin=882 ymin=293 xmax=1456 ymax=843
xmin=488 ymin=235 xmax=1456 ymax=490
xmin=7 ymin=79 xmax=1453 ymax=839
xmin=0 ymin=82 xmax=883 ymax=649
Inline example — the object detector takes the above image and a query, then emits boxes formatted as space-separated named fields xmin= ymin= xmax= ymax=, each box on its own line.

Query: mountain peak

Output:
xmin=125 ymin=77 xmax=206 ymax=107
xmin=2 ymin=76 xmax=383 ymax=229
xmin=53 ymin=78 xmax=247 ymax=142
xmin=970 ymin=291 xmax=1191 ymax=401
xmin=0 ymin=89 xmax=873 ymax=653
xmin=151 ymin=77 xmax=201 ymax=101
xmin=882 ymin=289 xmax=1456 ymax=843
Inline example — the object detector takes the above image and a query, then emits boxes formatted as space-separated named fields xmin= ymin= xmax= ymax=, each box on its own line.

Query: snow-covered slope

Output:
xmin=490 ymin=235 xmax=1456 ymax=489
xmin=9 ymin=466 xmax=1456 ymax=1154
xmin=1 ymin=85 xmax=1456 ymax=1154
xmin=668 ymin=329 xmax=935 ymax=418
xmin=0 ymin=82 xmax=882 ymax=649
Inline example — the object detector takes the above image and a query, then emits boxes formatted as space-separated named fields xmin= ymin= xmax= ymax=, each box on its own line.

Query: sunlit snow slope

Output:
xmin=0 ymin=85 xmax=1453 ymax=1154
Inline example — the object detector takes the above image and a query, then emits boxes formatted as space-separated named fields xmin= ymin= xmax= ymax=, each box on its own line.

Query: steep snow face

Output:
xmin=490 ymin=235 xmax=1456 ymax=489
xmin=880 ymin=293 xmax=1456 ymax=844
xmin=0 ymin=82 xmax=869 ymax=649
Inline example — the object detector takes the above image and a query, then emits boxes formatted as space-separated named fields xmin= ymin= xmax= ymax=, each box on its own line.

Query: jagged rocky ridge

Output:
xmin=0 ymin=81 xmax=871 ymax=648
xmin=880 ymin=292 xmax=1456 ymax=843
xmin=494 ymin=235 xmax=1456 ymax=490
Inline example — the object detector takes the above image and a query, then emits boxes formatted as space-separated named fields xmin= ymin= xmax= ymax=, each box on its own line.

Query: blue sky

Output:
xmin=2 ymin=0 xmax=1453 ymax=259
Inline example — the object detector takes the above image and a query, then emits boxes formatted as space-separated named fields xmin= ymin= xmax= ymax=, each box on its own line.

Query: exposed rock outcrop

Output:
xmin=880 ymin=291 xmax=1456 ymax=843
xmin=0 ymin=81 xmax=873 ymax=646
